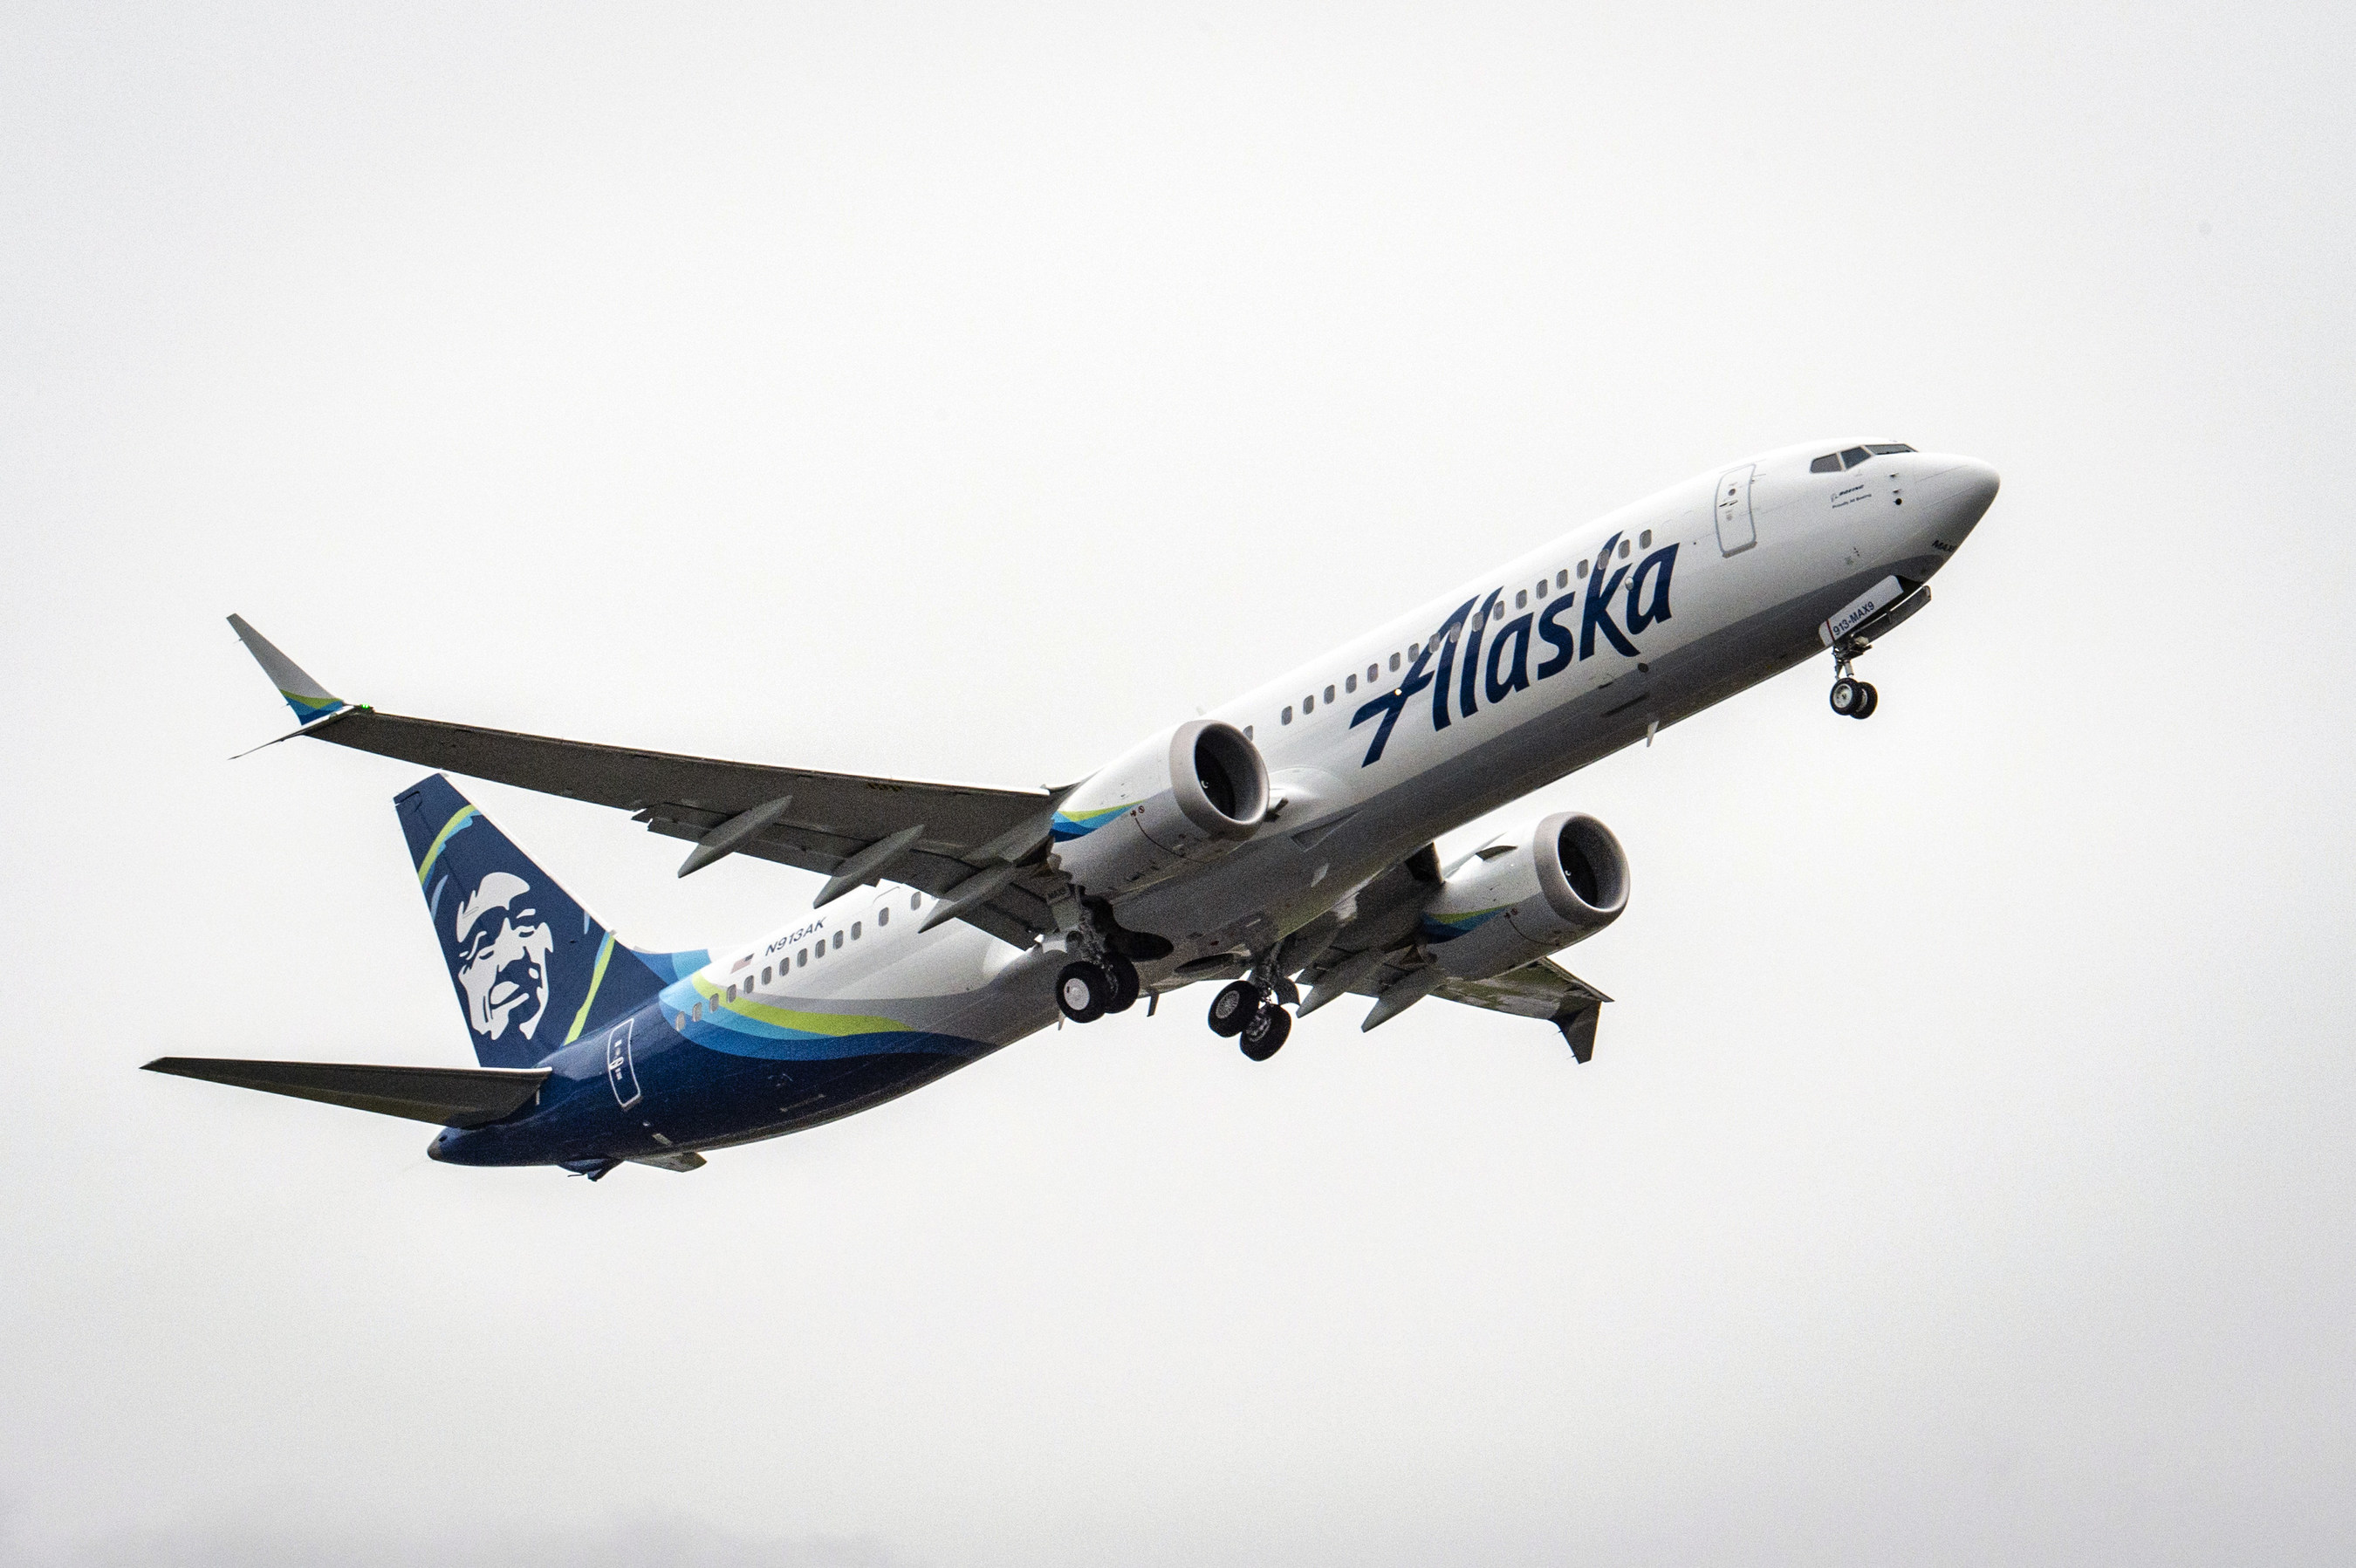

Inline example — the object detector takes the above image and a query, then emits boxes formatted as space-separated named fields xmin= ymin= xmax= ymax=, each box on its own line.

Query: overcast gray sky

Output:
xmin=4 ymin=3 xmax=2353 ymax=1564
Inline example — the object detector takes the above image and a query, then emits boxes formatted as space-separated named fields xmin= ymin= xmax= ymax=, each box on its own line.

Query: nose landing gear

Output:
xmin=1828 ymin=643 xmax=1880 ymax=721
xmin=1830 ymin=675 xmax=1879 ymax=719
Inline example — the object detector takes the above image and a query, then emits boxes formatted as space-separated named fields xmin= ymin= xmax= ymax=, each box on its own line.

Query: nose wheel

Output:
xmin=1830 ymin=676 xmax=1879 ymax=719
xmin=1828 ymin=643 xmax=1880 ymax=721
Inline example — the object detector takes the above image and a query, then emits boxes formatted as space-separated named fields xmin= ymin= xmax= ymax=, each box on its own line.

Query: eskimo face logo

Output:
xmin=1350 ymin=531 xmax=1679 ymax=767
xmin=453 ymin=871 xmax=555 ymax=1042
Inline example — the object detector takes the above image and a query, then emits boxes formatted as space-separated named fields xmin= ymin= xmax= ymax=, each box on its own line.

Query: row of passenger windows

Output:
xmin=1275 ymin=530 xmax=1659 ymax=725
xmin=677 ymin=890 xmax=927 ymax=1027
xmin=1810 ymin=442 xmax=1915 ymax=474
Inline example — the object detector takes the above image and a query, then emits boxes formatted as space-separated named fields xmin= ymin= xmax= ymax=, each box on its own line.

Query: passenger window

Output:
xmin=691 ymin=1001 xmax=703 ymax=1021
xmin=852 ymin=921 xmax=861 ymax=940
xmin=1811 ymin=453 xmax=1842 ymax=473
xmin=1619 ymin=539 xmax=1630 ymax=558
xmin=1841 ymin=446 xmax=1871 ymax=469
xmin=1345 ymin=674 xmax=1357 ymax=694
xmin=877 ymin=906 xmax=888 ymax=927
xmin=910 ymin=892 xmax=921 ymax=909
xmin=832 ymin=931 xmax=844 ymax=950
xmin=1281 ymin=706 xmax=1293 ymax=724
xmin=675 ymin=1013 xmax=688 ymax=1030
xmin=1389 ymin=652 xmax=1401 ymax=671
xmin=724 ymin=983 xmax=736 ymax=1003
xmin=1366 ymin=663 xmax=1378 ymax=683
xmin=1303 ymin=695 xmax=1315 ymax=714
xmin=1323 ymin=684 xmax=1335 ymax=703
xmin=1515 ymin=589 xmax=1527 ymax=609
xmin=1535 ymin=579 xmax=1546 ymax=599
xmin=1578 ymin=559 xmax=1588 ymax=578
xmin=1556 ymin=569 xmax=1568 ymax=589
xmin=798 ymin=948 xmax=807 ymax=966
xmin=1243 ymin=724 xmax=1253 ymax=740
xmin=762 ymin=965 xmax=772 ymax=984
xmin=1640 ymin=530 xmax=1652 ymax=548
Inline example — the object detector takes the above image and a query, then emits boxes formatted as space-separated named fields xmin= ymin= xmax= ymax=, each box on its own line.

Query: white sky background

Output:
xmin=3 ymin=3 xmax=2353 ymax=1563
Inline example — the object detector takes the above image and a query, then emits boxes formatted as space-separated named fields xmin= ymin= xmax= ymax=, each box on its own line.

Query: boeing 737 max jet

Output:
xmin=150 ymin=440 xmax=1999 ymax=1179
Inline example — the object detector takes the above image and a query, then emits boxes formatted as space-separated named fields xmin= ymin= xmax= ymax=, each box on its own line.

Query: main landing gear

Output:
xmin=1828 ymin=643 xmax=1880 ymax=721
xmin=1051 ymin=916 xmax=1298 ymax=1063
xmin=1056 ymin=951 xmax=1140 ymax=1024
xmin=1206 ymin=976 xmax=1292 ymax=1061
xmin=1054 ymin=896 xmax=1173 ymax=1024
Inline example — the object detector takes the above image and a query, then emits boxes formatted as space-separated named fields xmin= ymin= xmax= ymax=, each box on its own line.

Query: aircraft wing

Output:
xmin=228 ymin=617 xmax=1068 ymax=947
xmin=1315 ymin=949 xmax=1611 ymax=1059
xmin=1280 ymin=846 xmax=1611 ymax=1058
xmin=1429 ymin=960 xmax=1612 ymax=1062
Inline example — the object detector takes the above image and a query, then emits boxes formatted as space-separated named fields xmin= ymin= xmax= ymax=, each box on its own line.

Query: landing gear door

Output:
xmin=1716 ymin=465 xmax=1757 ymax=556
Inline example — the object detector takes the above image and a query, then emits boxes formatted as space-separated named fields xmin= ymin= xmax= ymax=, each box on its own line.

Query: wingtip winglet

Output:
xmin=228 ymin=613 xmax=349 ymax=726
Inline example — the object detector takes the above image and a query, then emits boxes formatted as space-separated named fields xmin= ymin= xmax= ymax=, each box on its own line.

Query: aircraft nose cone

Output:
xmin=1931 ymin=456 xmax=2001 ymax=525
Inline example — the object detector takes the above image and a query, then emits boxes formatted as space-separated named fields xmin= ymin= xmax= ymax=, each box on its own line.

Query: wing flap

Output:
xmin=144 ymin=1058 xmax=551 ymax=1126
xmin=1431 ymin=959 xmax=1612 ymax=1060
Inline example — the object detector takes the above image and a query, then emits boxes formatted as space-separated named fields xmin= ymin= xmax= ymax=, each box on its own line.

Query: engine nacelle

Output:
xmin=1421 ymin=812 xmax=1629 ymax=980
xmin=1048 ymin=719 xmax=1270 ymax=894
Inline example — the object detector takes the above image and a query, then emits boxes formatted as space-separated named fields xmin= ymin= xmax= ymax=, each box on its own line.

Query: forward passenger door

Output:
xmin=1715 ymin=465 xmax=1757 ymax=555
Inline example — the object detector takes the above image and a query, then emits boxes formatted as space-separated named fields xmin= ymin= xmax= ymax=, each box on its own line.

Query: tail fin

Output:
xmin=394 ymin=775 xmax=690 ymax=1068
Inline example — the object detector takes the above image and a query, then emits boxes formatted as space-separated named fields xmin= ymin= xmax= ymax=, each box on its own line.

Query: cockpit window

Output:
xmin=1812 ymin=442 xmax=1916 ymax=473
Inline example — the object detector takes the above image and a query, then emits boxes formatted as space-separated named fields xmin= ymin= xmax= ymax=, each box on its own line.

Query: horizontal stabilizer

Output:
xmin=144 ymin=1057 xmax=550 ymax=1126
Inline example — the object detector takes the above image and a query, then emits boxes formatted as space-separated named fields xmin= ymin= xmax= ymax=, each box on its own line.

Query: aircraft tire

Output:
xmin=1855 ymin=681 xmax=1879 ymax=719
xmin=1058 ymin=962 xmax=1111 ymax=1024
xmin=1207 ymin=980 xmax=1259 ymax=1037
xmin=1830 ymin=677 xmax=1863 ymax=716
xmin=1102 ymin=954 xmax=1141 ymax=1013
xmin=1239 ymin=1003 xmax=1291 ymax=1061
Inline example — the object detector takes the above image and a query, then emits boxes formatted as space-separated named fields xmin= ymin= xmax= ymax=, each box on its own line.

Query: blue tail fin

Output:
xmin=394 ymin=776 xmax=700 ymax=1068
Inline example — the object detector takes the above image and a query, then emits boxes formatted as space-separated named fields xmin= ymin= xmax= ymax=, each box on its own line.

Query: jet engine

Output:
xmin=1421 ymin=812 xmax=1629 ymax=980
xmin=1048 ymin=719 xmax=1271 ymax=894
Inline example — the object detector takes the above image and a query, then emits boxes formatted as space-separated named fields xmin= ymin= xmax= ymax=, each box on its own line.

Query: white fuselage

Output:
xmin=666 ymin=440 xmax=2000 ymax=1057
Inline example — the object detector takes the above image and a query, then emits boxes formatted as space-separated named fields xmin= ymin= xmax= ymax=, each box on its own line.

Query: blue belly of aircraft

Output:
xmin=427 ymin=1000 xmax=1000 ymax=1167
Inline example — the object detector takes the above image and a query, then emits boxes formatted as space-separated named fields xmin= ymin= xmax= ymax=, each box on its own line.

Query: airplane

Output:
xmin=148 ymin=439 xmax=1999 ymax=1179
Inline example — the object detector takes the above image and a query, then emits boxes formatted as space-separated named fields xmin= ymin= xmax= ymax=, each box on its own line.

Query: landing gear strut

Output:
xmin=1829 ymin=643 xmax=1880 ymax=721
